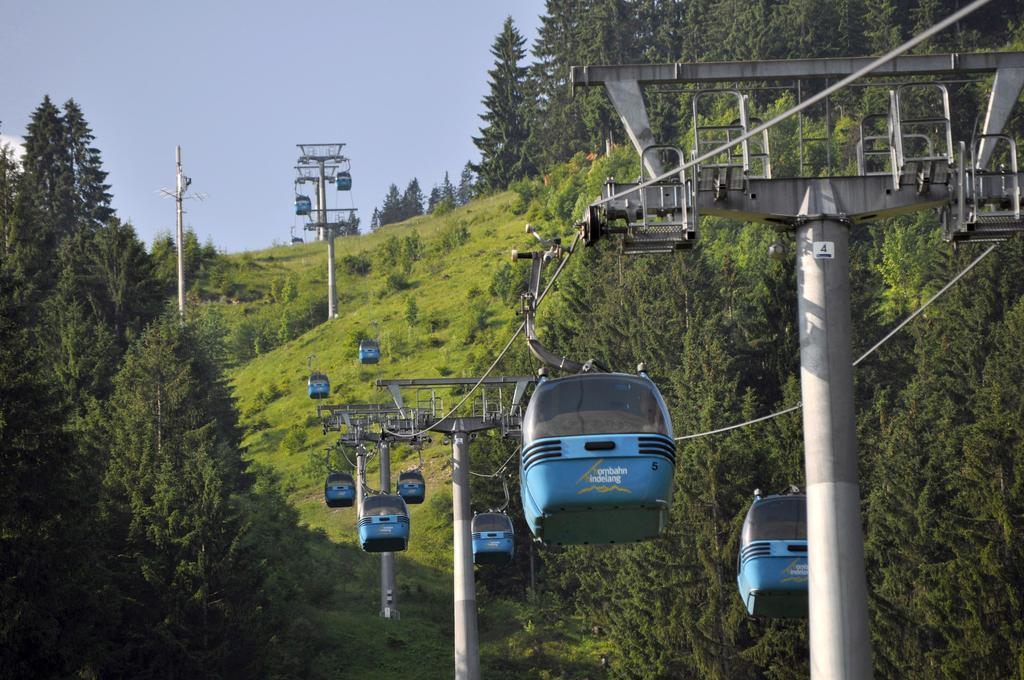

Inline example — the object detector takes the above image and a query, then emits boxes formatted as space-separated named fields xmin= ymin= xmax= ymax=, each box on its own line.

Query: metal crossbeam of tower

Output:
xmin=377 ymin=376 xmax=534 ymax=680
xmin=294 ymin=143 xmax=355 ymax=320
xmin=571 ymin=46 xmax=1024 ymax=680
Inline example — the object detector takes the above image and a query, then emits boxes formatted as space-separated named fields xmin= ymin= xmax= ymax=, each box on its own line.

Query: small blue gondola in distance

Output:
xmin=357 ymin=494 xmax=410 ymax=553
xmin=519 ymin=370 xmax=676 ymax=545
xmin=736 ymin=491 xmax=808 ymax=618
xmin=308 ymin=372 xmax=330 ymax=399
xmin=324 ymin=472 xmax=356 ymax=508
xmin=397 ymin=470 xmax=425 ymax=504
xmin=471 ymin=512 xmax=515 ymax=565
xmin=336 ymin=171 xmax=352 ymax=191
xmin=294 ymin=194 xmax=312 ymax=216
xmin=359 ymin=339 xmax=380 ymax=364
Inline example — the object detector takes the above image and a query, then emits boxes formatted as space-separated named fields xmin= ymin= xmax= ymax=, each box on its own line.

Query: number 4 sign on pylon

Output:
xmin=813 ymin=241 xmax=835 ymax=259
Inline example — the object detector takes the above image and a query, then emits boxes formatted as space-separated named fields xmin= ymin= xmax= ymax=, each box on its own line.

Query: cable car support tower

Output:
xmin=319 ymin=402 xmax=426 ymax=620
xmin=295 ymin=143 xmax=356 ymax=320
xmin=378 ymin=376 xmax=533 ymax=680
xmin=572 ymin=49 xmax=1024 ymax=679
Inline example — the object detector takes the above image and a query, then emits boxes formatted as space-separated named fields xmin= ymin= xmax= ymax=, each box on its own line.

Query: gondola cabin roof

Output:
xmin=472 ymin=512 xmax=513 ymax=533
xmin=522 ymin=372 xmax=673 ymax=442
xmin=741 ymin=494 xmax=806 ymax=545
xmin=362 ymin=495 xmax=408 ymax=517
xmin=326 ymin=472 xmax=353 ymax=484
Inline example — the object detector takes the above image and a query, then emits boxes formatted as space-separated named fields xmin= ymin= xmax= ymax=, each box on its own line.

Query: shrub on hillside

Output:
xmin=381 ymin=236 xmax=402 ymax=267
xmin=489 ymin=262 xmax=530 ymax=306
xmin=438 ymin=222 xmax=470 ymax=251
xmin=386 ymin=272 xmax=411 ymax=292
xmin=342 ymin=254 xmax=372 ymax=276
xmin=280 ymin=424 xmax=308 ymax=456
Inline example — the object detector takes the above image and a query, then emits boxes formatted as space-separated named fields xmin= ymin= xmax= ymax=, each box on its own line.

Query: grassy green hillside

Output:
xmin=196 ymin=193 xmax=602 ymax=678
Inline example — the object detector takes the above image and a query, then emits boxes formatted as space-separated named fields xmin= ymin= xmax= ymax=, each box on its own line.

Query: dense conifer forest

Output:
xmin=3 ymin=1 xmax=1024 ymax=678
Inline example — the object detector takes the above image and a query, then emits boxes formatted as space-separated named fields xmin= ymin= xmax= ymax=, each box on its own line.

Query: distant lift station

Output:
xmin=737 ymin=491 xmax=809 ymax=618
xmin=358 ymin=494 xmax=410 ymax=553
xmin=519 ymin=370 xmax=675 ymax=545
xmin=471 ymin=512 xmax=515 ymax=565
xmin=324 ymin=471 xmax=356 ymax=508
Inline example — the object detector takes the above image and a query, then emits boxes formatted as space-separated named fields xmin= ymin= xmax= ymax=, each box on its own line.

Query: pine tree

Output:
xmin=863 ymin=0 xmax=901 ymax=53
xmin=99 ymin=317 xmax=266 ymax=676
xmin=527 ymin=0 xmax=624 ymax=169
xmin=471 ymin=17 xmax=534 ymax=191
xmin=0 ymin=264 xmax=104 ymax=678
xmin=440 ymin=171 xmax=456 ymax=205
xmin=63 ymin=99 xmax=113 ymax=229
xmin=426 ymin=185 xmax=441 ymax=213
xmin=7 ymin=98 xmax=115 ymax=283
xmin=377 ymin=183 xmax=402 ymax=227
xmin=7 ymin=97 xmax=72 ymax=280
xmin=45 ymin=221 xmax=161 ymax=404
xmin=400 ymin=178 xmax=424 ymax=219
xmin=456 ymin=163 xmax=476 ymax=206
xmin=20 ymin=96 xmax=74 ymax=237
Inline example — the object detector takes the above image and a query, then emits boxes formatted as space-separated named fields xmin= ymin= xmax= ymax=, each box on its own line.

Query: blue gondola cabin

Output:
xmin=359 ymin=339 xmax=380 ymax=364
xmin=397 ymin=470 xmax=425 ymax=504
xmin=324 ymin=472 xmax=356 ymax=508
xmin=472 ymin=512 xmax=515 ymax=565
xmin=336 ymin=171 xmax=352 ymax=191
xmin=357 ymin=495 xmax=410 ymax=553
xmin=308 ymin=372 xmax=330 ymax=399
xmin=294 ymin=194 xmax=312 ymax=216
xmin=737 ymin=491 xmax=808 ymax=618
xmin=519 ymin=371 xmax=676 ymax=545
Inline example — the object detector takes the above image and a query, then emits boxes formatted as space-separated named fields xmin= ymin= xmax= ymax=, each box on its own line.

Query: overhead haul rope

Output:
xmin=674 ymin=243 xmax=999 ymax=441
xmin=381 ymin=232 xmax=584 ymax=440
xmin=469 ymin=446 xmax=521 ymax=479
xmin=592 ymin=0 xmax=993 ymax=208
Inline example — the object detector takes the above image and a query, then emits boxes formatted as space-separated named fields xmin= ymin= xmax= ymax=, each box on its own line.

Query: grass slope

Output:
xmin=202 ymin=194 xmax=597 ymax=678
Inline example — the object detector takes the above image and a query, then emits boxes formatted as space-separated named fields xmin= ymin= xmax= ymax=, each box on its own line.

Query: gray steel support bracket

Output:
xmin=978 ymin=67 xmax=1024 ymax=169
xmin=604 ymin=79 xmax=663 ymax=176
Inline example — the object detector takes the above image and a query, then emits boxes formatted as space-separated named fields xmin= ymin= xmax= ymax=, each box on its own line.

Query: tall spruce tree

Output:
xmin=400 ymin=177 xmax=424 ymax=218
xmin=427 ymin=185 xmax=441 ymax=213
xmin=7 ymin=97 xmax=72 ymax=280
xmin=472 ymin=16 xmax=534 ymax=191
xmin=377 ymin=183 xmax=402 ymax=227
xmin=456 ymin=162 xmax=475 ymax=206
xmin=63 ymin=99 xmax=113 ymax=230
xmin=440 ymin=171 xmax=456 ymax=206
xmin=0 ymin=260 xmax=112 ymax=678
xmin=44 ymin=221 xmax=161 ymax=405
xmin=99 ymin=316 xmax=265 ymax=676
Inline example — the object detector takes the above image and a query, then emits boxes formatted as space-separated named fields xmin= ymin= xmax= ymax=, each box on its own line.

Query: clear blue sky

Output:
xmin=1 ymin=1 xmax=546 ymax=253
